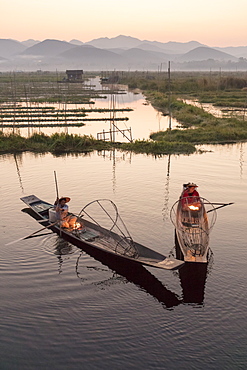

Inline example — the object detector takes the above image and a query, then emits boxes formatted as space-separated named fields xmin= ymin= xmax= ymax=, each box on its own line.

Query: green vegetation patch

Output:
xmin=116 ymin=139 xmax=196 ymax=154
xmin=118 ymin=72 xmax=247 ymax=145
xmin=0 ymin=132 xmax=196 ymax=155
xmin=150 ymin=122 xmax=247 ymax=144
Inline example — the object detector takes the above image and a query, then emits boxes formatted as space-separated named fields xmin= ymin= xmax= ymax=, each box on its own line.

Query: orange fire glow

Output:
xmin=188 ymin=205 xmax=199 ymax=211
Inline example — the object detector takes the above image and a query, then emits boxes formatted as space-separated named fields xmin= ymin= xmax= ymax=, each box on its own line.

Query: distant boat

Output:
xmin=20 ymin=195 xmax=184 ymax=271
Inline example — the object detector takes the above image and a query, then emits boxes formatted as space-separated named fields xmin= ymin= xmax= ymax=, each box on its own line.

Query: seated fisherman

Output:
xmin=54 ymin=197 xmax=77 ymax=228
xmin=181 ymin=183 xmax=201 ymax=212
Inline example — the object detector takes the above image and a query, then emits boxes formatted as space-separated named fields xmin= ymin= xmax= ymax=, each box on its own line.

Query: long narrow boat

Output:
xmin=170 ymin=192 xmax=217 ymax=263
xmin=20 ymin=195 xmax=184 ymax=270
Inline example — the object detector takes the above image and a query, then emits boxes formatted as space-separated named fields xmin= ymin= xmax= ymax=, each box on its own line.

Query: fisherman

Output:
xmin=181 ymin=183 xmax=201 ymax=211
xmin=54 ymin=197 xmax=77 ymax=228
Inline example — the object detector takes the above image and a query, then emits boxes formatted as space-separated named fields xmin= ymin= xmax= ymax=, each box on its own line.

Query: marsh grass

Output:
xmin=118 ymin=72 xmax=247 ymax=144
xmin=148 ymin=96 xmax=247 ymax=144
xmin=119 ymin=71 xmax=247 ymax=107
xmin=0 ymin=132 xmax=109 ymax=153
xmin=151 ymin=121 xmax=247 ymax=144
xmin=0 ymin=132 xmax=196 ymax=155
xmin=117 ymin=139 xmax=196 ymax=154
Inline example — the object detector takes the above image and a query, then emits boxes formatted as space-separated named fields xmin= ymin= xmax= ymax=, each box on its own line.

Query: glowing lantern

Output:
xmin=188 ymin=205 xmax=199 ymax=211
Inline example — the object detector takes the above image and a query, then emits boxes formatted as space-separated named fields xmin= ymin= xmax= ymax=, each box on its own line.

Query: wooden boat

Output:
xmin=170 ymin=192 xmax=217 ymax=263
xmin=20 ymin=195 xmax=184 ymax=270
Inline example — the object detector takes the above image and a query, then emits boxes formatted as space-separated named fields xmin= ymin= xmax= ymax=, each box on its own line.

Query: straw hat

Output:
xmin=187 ymin=182 xmax=198 ymax=188
xmin=59 ymin=197 xmax=71 ymax=203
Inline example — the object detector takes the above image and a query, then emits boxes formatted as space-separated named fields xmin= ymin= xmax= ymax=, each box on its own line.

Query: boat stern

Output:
xmin=156 ymin=257 xmax=185 ymax=270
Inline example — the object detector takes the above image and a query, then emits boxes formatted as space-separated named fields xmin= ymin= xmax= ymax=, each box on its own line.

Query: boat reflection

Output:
xmin=177 ymin=255 xmax=212 ymax=305
xmin=74 ymin=244 xmax=212 ymax=308
xmin=74 ymin=245 xmax=181 ymax=309
xmin=171 ymin=243 xmax=213 ymax=306
xmin=54 ymin=238 xmax=74 ymax=274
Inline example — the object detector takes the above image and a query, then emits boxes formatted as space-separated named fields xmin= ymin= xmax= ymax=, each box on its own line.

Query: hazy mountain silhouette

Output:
xmin=86 ymin=35 xmax=142 ymax=49
xmin=21 ymin=39 xmax=74 ymax=57
xmin=106 ymin=48 xmax=126 ymax=55
xmin=0 ymin=35 xmax=246 ymax=71
xmin=70 ymin=39 xmax=84 ymax=46
xmin=21 ymin=39 xmax=40 ymax=48
xmin=86 ymin=36 xmax=205 ymax=54
xmin=178 ymin=46 xmax=238 ymax=62
xmin=135 ymin=42 xmax=170 ymax=53
xmin=215 ymin=46 xmax=247 ymax=58
xmin=0 ymin=39 xmax=26 ymax=58
xmin=146 ymin=40 xmax=206 ymax=53
xmin=59 ymin=45 xmax=125 ymax=68
xmin=120 ymin=48 xmax=170 ymax=65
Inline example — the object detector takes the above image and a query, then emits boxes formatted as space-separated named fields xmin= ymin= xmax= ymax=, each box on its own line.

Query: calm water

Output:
xmin=1 ymin=84 xmax=247 ymax=369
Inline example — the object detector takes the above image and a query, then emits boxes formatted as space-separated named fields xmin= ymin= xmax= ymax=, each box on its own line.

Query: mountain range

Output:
xmin=0 ymin=35 xmax=247 ymax=71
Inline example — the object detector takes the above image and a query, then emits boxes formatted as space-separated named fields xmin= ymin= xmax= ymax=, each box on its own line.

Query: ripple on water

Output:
xmin=42 ymin=233 xmax=78 ymax=256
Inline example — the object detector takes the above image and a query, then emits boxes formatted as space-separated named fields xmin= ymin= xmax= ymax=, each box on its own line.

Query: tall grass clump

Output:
xmin=0 ymin=131 xmax=197 ymax=155
xmin=150 ymin=122 xmax=247 ymax=144
xmin=0 ymin=131 xmax=28 ymax=152
xmin=117 ymin=139 xmax=196 ymax=154
xmin=49 ymin=133 xmax=110 ymax=152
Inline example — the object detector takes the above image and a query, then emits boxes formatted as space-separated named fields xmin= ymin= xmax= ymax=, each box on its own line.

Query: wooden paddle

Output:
xmin=54 ymin=170 xmax=62 ymax=236
xmin=6 ymin=221 xmax=58 ymax=246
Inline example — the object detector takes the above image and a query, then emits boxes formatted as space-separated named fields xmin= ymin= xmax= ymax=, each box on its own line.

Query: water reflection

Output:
xmin=74 ymin=243 xmax=212 ymax=308
xmin=54 ymin=238 xmax=74 ymax=274
xmin=75 ymin=248 xmax=181 ymax=309
xmin=98 ymin=149 xmax=132 ymax=192
xmin=177 ymin=254 xmax=213 ymax=305
xmin=240 ymin=142 xmax=244 ymax=177
xmin=14 ymin=153 xmax=24 ymax=193
xmin=169 ymin=242 xmax=213 ymax=306
xmin=162 ymin=154 xmax=171 ymax=221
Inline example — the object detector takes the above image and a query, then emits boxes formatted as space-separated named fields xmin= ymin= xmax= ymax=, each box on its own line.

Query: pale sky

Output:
xmin=1 ymin=0 xmax=247 ymax=47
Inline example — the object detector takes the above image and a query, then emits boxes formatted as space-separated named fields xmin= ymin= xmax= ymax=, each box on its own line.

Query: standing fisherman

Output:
xmin=181 ymin=183 xmax=201 ymax=211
